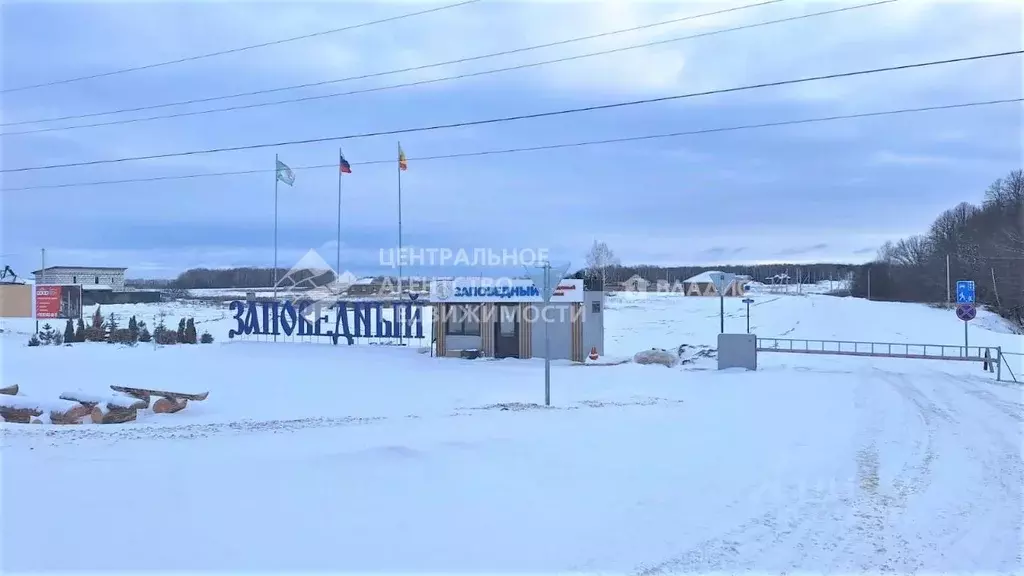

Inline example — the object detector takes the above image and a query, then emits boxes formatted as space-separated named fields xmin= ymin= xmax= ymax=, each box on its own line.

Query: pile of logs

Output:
xmin=0 ymin=384 xmax=209 ymax=425
xmin=60 ymin=391 xmax=148 ymax=424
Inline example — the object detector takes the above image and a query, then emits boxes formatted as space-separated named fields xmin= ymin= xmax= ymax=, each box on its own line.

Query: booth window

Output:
xmin=447 ymin=304 xmax=481 ymax=336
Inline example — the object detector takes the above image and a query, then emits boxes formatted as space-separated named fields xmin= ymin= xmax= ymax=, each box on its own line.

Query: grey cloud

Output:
xmin=699 ymin=246 xmax=747 ymax=258
xmin=775 ymin=243 xmax=829 ymax=257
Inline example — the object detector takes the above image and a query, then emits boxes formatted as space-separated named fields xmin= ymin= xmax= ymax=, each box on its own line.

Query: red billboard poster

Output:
xmin=35 ymin=285 xmax=83 ymax=319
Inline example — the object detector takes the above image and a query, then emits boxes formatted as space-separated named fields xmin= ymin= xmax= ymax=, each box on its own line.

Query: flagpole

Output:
xmin=397 ymin=141 xmax=404 ymax=344
xmin=336 ymin=148 xmax=343 ymax=279
xmin=273 ymin=153 xmax=279 ymax=343
xmin=397 ymin=142 xmax=403 ymax=300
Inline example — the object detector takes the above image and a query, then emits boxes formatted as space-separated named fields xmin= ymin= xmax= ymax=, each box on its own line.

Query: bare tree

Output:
xmin=585 ymin=240 xmax=620 ymax=291
xmin=852 ymin=168 xmax=1024 ymax=328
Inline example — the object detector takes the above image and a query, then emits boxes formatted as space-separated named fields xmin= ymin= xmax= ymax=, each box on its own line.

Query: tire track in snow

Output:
xmin=872 ymin=368 xmax=1023 ymax=571
xmin=0 ymin=396 xmax=686 ymax=445
xmin=848 ymin=374 xmax=897 ymax=573
xmin=960 ymin=385 xmax=1024 ymax=423
xmin=931 ymin=371 xmax=1024 ymax=570
xmin=875 ymin=369 xmax=943 ymax=505
xmin=632 ymin=492 xmax=834 ymax=575
xmin=933 ymin=370 xmax=1024 ymax=500
xmin=631 ymin=454 xmax=850 ymax=573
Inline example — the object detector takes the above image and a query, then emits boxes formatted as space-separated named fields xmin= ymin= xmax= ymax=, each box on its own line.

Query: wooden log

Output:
xmin=60 ymin=391 xmax=147 ymax=411
xmin=1 ymin=406 xmax=42 ymax=424
xmin=153 ymin=397 xmax=188 ymax=414
xmin=90 ymin=405 xmax=138 ymax=424
xmin=0 ymin=396 xmax=91 ymax=425
xmin=90 ymin=405 xmax=137 ymax=424
xmin=49 ymin=403 xmax=92 ymax=425
xmin=109 ymin=386 xmax=150 ymax=403
xmin=110 ymin=385 xmax=208 ymax=402
xmin=0 ymin=384 xmax=18 ymax=395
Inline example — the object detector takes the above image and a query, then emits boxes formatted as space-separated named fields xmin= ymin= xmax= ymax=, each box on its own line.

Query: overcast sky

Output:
xmin=1 ymin=0 xmax=1021 ymax=279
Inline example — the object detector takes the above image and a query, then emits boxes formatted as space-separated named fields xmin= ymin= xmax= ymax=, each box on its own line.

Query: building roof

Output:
xmin=684 ymin=270 xmax=741 ymax=284
xmin=33 ymin=266 xmax=127 ymax=274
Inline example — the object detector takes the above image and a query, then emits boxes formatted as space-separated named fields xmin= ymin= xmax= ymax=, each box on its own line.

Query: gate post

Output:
xmin=997 ymin=346 xmax=1002 ymax=381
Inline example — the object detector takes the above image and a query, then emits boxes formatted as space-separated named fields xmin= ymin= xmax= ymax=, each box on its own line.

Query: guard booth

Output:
xmin=429 ymin=278 xmax=604 ymax=361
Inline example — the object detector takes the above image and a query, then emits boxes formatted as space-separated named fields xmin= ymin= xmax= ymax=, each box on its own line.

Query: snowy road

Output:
xmin=3 ymin=360 xmax=1021 ymax=573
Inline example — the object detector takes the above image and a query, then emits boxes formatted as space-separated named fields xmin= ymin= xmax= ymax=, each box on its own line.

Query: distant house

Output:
xmin=31 ymin=265 xmax=160 ymax=306
xmin=345 ymin=276 xmax=385 ymax=297
xmin=620 ymin=274 xmax=650 ymax=292
xmin=682 ymin=271 xmax=746 ymax=297
xmin=34 ymin=266 xmax=127 ymax=292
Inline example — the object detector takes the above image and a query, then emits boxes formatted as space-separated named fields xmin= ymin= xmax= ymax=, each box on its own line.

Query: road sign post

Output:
xmin=955 ymin=302 xmax=976 ymax=354
xmin=955 ymin=280 xmax=976 ymax=356
xmin=525 ymin=261 xmax=571 ymax=407
xmin=707 ymin=272 xmax=737 ymax=334
xmin=742 ymin=297 xmax=754 ymax=333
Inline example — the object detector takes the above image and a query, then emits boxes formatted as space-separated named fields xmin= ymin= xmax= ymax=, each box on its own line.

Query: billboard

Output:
xmin=429 ymin=278 xmax=584 ymax=303
xmin=0 ymin=284 xmax=33 ymax=318
xmin=35 ymin=284 xmax=83 ymax=320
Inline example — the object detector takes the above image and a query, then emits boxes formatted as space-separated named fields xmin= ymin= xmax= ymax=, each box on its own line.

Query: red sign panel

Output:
xmin=35 ymin=285 xmax=83 ymax=319
xmin=35 ymin=285 xmax=62 ymax=319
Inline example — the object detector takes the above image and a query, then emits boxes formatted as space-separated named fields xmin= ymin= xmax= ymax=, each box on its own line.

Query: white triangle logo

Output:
xmin=523 ymin=261 xmax=571 ymax=302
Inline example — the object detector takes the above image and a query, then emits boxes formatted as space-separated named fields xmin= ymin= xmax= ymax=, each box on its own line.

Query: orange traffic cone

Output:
xmin=588 ymin=346 xmax=599 ymax=361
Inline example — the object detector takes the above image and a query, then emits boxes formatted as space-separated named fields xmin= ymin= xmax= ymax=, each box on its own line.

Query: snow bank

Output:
xmin=633 ymin=348 xmax=678 ymax=367
xmin=0 ymin=395 xmax=80 ymax=413
xmin=59 ymin=390 xmax=145 ymax=409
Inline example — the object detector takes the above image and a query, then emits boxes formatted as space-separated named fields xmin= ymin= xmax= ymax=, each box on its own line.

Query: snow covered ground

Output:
xmin=2 ymin=288 xmax=1022 ymax=573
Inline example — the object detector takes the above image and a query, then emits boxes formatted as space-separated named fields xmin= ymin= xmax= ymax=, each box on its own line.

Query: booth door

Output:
xmin=494 ymin=304 xmax=520 ymax=358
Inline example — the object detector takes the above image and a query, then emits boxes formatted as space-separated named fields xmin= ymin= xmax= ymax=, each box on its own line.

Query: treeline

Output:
xmin=125 ymin=278 xmax=173 ymax=289
xmin=161 ymin=267 xmax=335 ymax=290
xmin=136 ymin=263 xmax=858 ymax=291
xmin=571 ymin=263 xmax=857 ymax=289
xmin=851 ymin=169 xmax=1023 ymax=326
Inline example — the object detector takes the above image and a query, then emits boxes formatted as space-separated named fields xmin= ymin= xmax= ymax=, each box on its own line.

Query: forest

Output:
xmin=850 ymin=169 xmax=1023 ymax=326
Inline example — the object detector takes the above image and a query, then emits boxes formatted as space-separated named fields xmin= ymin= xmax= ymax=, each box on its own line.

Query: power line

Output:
xmin=1 ymin=0 xmax=898 ymax=136
xmin=5 ymin=50 xmax=1020 ymax=175
xmin=0 ymin=0 xmax=482 ymax=95
xmin=3 ymin=98 xmax=1018 ymax=191
xmin=1 ymin=0 xmax=789 ymax=128
xmin=2 ymin=50 xmax=1019 ymax=174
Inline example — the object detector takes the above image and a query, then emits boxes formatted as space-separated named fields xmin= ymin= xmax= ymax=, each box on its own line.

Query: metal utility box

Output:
xmin=717 ymin=333 xmax=758 ymax=371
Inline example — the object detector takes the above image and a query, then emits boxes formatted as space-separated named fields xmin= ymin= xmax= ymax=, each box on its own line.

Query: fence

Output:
xmin=1000 ymin=350 xmax=1022 ymax=383
xmin=756 ymin=337 xmax=1007 ymax=381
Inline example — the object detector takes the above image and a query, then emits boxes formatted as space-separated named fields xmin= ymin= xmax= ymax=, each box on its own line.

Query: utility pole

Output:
xmin=542 ymin=262 xmax=551 ymax=406
xmin=946 ymin=254 xmax=951 ymax=303
xmin=991 ymin=267 xmax=1002 ymax=308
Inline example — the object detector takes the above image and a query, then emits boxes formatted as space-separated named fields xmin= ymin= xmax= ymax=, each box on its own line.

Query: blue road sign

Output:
xmin=742 ymin=298 xmax=754 ymax=304
xmin=956 ymin=303 xmax=977 ymax=322
xmin=956 ymin=280 xmax=976 ymax=304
